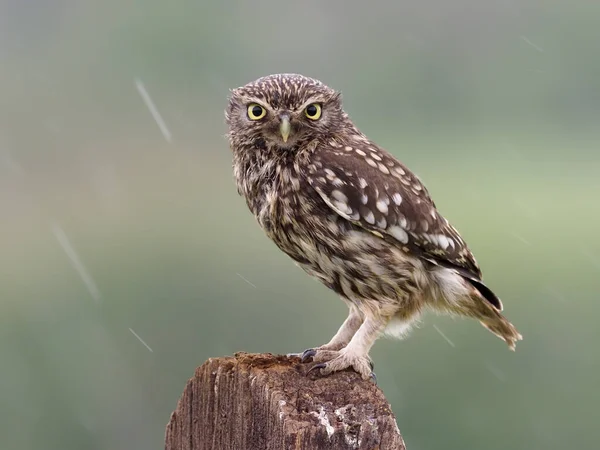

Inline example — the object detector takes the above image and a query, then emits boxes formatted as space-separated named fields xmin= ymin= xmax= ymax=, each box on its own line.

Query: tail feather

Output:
xmin=479 ymin=308 xmax=523 ymax=350
xmin=450 ymin=277 xmax=523 ymax=350
xmin=458 ymin=276 xmax=522 ymax=349
xmin=465 ymin=278 xmax=503 ymax=311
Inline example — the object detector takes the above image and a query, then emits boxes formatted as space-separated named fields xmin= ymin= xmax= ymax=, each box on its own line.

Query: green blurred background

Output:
xmin=1 ymin=1 xmax=599 ymax=449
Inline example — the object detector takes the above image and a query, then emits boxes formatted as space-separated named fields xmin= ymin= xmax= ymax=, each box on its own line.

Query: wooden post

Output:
xmin=165 ymin=352 xmax=406 ymax=450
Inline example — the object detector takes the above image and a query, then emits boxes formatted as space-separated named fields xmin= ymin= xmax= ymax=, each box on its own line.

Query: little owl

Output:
xmin=225 ymin=73 xmax=522 ymax=381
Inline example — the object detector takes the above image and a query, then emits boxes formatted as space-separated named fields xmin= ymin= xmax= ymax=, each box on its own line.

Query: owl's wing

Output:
xmin=302 ymin=141 xmax=501 ymax=306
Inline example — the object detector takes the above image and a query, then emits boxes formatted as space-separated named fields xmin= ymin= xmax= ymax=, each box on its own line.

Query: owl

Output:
xmin=225 ymin=73 xmax=522 ymax=381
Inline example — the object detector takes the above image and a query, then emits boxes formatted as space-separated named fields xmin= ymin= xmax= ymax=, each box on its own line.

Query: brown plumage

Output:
xmin=225 ymin=73 xmax=522 ymax=380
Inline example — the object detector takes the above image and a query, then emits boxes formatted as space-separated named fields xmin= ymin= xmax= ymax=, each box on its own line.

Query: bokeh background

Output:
xmin=1 ymin=1 xmax=599 ymax=449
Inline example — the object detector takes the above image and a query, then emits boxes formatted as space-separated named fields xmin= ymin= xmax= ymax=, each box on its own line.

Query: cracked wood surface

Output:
xmin=165 ymin=352 xmax=405 ymax=450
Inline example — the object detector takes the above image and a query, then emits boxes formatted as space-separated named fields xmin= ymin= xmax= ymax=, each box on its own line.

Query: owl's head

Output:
xmin=226 ymin=73 xmax=345 ymax=150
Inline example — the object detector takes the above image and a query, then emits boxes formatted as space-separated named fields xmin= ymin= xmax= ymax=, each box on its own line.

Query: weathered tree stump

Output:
xmin=165 ymin=352 xmax=405 ymax=450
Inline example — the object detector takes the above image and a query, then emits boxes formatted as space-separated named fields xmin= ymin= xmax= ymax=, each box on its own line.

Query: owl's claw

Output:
xmin=300 ymin=348 xmax=317 ymax=363
xmin=307 ymin=360 xmax=376 ymax=383
xmin=307 ymin=362 xmax=328 ymax=375
xmin=303 ymin=348 xmax=375 ymax=381
xmin=370 ymin=371 xmax=378 ymax=384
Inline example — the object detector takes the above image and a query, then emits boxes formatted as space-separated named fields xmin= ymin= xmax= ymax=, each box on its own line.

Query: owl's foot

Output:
xmin=306 ymin=348 xmax=376 ymax=382
xmin=290 ymin=343 xmax=345 ymax=363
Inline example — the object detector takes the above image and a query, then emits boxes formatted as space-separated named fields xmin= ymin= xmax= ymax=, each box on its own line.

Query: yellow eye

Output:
xmin=304 ymin=103 xmax=322 ymax=120
xmin=247 ymin=103 xmax=267 ymax=120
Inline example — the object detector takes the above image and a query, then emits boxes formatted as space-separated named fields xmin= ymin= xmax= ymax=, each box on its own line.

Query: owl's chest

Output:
xmin=235 ymin=158 xmax=305 ymax=233
xmin=253 ymin=176 xmax=308 ymax=243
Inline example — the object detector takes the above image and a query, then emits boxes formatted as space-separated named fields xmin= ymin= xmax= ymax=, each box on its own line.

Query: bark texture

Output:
xmin=165 ymin=352 xmax=405 ymax=450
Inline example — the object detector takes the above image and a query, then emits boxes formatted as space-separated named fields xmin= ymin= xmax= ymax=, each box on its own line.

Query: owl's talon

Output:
xmin=307 ymin=363 xmax=328 ymax=375
xmin=370 ymin=371 xmax=377 ymax=384
xmin=300 ymin=348 xmax=317 ymax=363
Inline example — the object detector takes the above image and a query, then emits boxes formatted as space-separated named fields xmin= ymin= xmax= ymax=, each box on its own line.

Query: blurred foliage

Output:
xmin=0 ymin=1 xmax=599 ymax=449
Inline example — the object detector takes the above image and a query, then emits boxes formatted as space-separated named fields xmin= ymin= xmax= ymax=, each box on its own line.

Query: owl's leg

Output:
xmin=297 ymin=305 xmax=363 ymax=362
xmin=308 ymin=314 xmax=388 ymax=381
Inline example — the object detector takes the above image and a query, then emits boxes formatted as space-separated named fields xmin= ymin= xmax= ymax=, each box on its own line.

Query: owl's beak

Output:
xmin=279 ymin=116 xmax=291 ymax=143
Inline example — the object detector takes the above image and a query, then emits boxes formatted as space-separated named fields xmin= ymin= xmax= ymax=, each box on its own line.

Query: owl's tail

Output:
xmin=449 ymin=284 xmax=523 ymax=350
xmin=477 ymin=307 xmax=523 ymax=351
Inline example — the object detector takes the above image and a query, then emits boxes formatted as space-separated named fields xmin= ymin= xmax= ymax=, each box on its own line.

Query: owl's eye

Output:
xmin=247 ymin=103 xmax=267 ymax=120
xmin=304 ymin=103 xmax=322 ymax=120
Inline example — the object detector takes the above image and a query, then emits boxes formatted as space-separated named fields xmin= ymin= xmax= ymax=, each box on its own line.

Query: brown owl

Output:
xmin=225 ymin=73 xmax=522 ymax=381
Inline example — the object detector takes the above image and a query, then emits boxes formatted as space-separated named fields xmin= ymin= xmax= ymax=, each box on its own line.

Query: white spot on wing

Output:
xmin=388 ymin=226 xmax=409 ymax=243
xmin=392 ymin=193 xmax=402 ymax=205
xmin=333 ymin=200 xmax=352 ymax=215
xmin=376 ymin=200 xmax=388 ymax=214
xmin=331 ymin=189 xmax=348 ymax=203
xmin=314 ymin=187 xmax=353 ymax=220
xmin=436 ymin=234 xmax=450 ymax=250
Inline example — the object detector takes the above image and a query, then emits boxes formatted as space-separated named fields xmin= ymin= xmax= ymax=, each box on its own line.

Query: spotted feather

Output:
xmin=303 ymin=140 xmax=502 ymax=308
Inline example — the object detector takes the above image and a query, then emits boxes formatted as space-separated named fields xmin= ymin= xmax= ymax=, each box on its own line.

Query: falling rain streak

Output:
xmin=129 ymin=328 xmax=154 ymax=353
xmin=135 ymin=78 xmax=173 ymax=143
xmin=236 ymin=273 xmax=257 ymax=288
xmin=433 ymin=324 xmax=456 ymax=348
xmin=52 ymin=222 xmax=102 ymax=303
xmin=520 ymin=36 xmax=545 ymax=53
